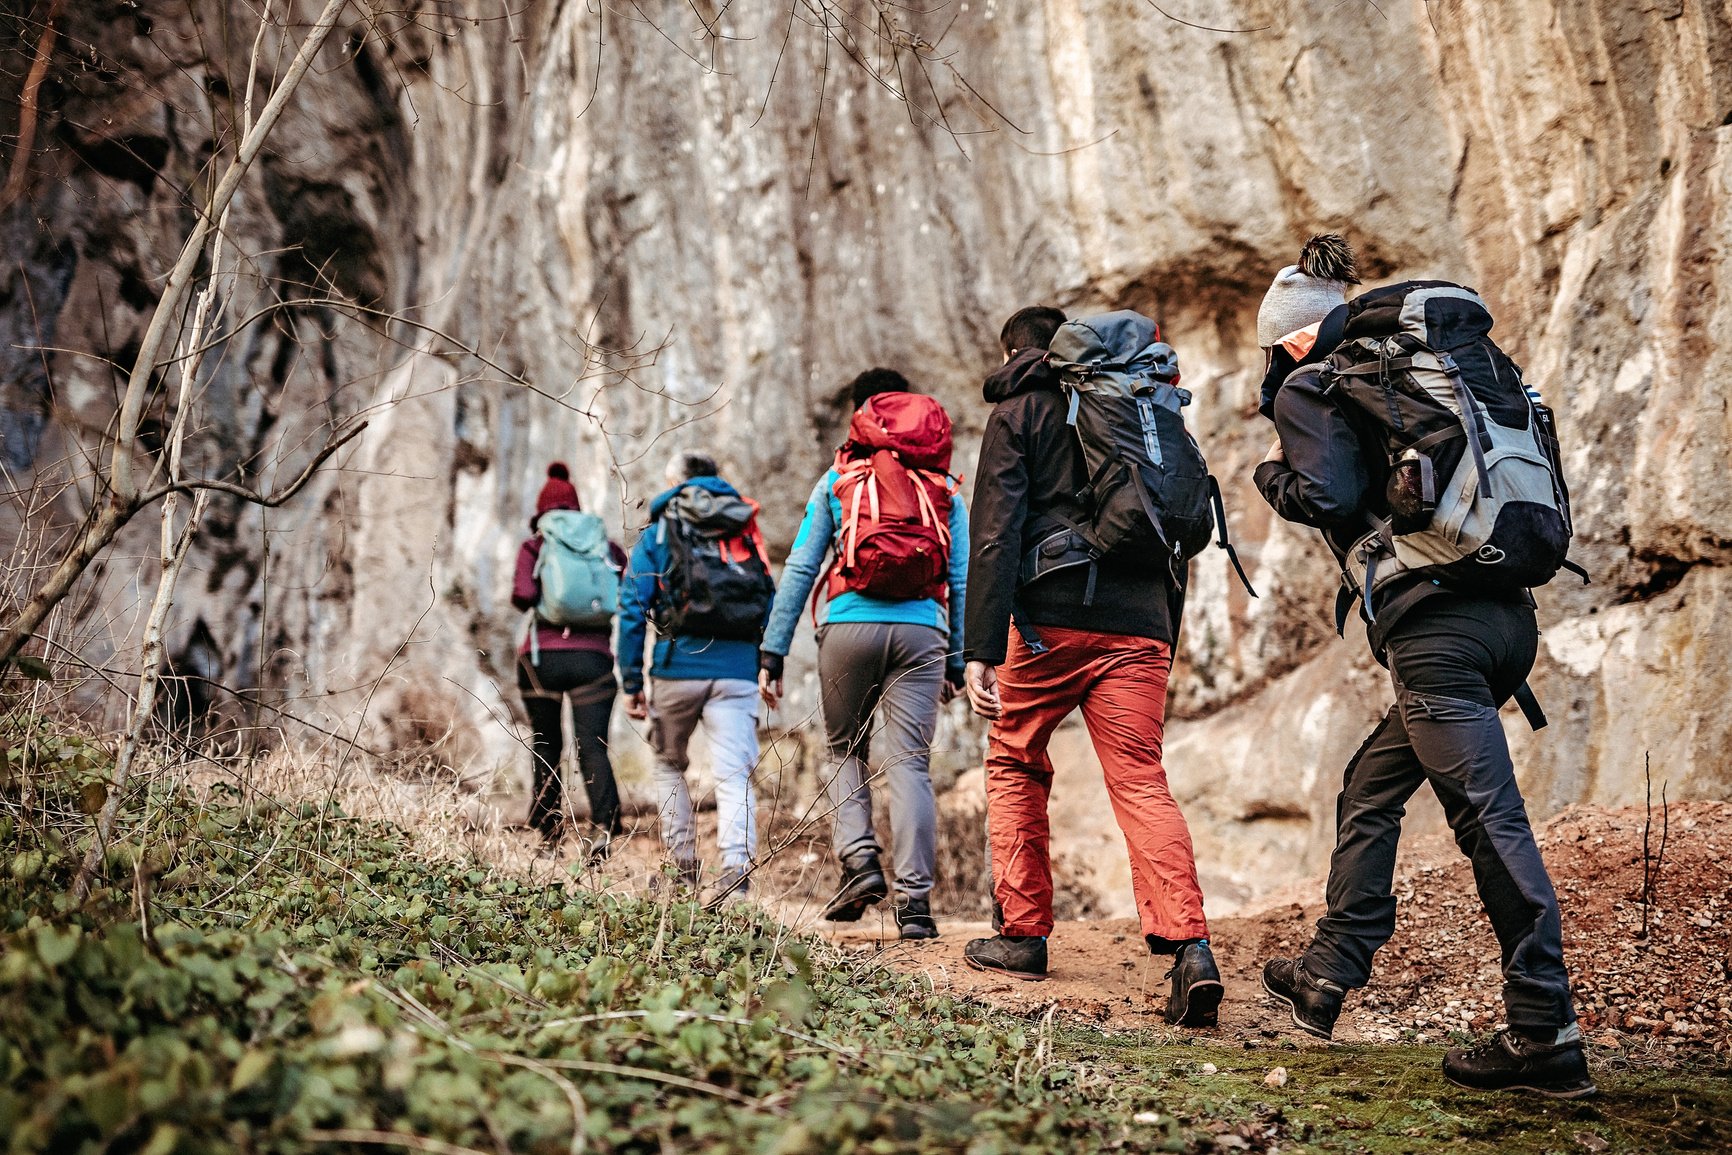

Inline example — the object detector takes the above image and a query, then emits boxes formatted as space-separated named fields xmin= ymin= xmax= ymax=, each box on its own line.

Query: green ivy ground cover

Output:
xmin=0 ymin=722 xmax=1172 ymax=1155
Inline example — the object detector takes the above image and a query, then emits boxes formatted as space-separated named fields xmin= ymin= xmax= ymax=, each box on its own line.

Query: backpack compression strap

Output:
xmin=1207 ymin=476 xmax=1257 ymax=598
xmin=1512 ymin=681 xmax=1548 ymax=731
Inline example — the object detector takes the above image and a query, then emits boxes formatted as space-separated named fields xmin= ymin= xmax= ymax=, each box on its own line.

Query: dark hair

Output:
xmin=671 ymin=450 xmax=719 ymax=480
xmin=848 ymin=367 xmax=911 ymax=407
xmin=999 ymin=306 xmax=1067 ymax=355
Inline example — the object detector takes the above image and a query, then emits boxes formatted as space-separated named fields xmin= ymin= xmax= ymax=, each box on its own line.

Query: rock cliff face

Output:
xmin=4 ymin=0 xmax=1729 ymax=911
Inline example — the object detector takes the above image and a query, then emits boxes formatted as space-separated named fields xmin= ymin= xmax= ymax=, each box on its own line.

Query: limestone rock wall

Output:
xmin=4 ymin=0 xmax=1728 ymax=911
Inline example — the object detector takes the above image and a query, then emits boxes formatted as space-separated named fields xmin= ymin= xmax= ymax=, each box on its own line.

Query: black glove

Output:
xmin=759 ymin=651 xmax=785 ymax=681
xmin=946 ymin=662 xmax=966 ymax=693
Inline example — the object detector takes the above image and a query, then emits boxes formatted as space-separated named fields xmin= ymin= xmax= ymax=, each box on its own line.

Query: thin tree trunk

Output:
xmin=69 ymin=490 xmax=208 ymax=902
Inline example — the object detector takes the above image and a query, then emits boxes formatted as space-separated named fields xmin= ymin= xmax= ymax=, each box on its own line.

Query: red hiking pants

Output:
xmin=985 ymin=626 xmax=1209 ymax=942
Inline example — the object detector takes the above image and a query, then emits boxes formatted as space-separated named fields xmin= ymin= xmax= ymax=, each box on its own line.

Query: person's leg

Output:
xmin=816 ymin=622 xmax=891 ymax=870
xmin=565 ymin=651 xmax=623 ymax=835
xmin=984 ymin=629 xmax=1087 ymax=938
xmin=1391 ymin=599 xmax=1576 ymax=1035
xmin=1073 ymin=636 xmax=1208 ymax=945
xmin=517 ymin=655 xmax=567 ymax=837
xmin=873 ymin=624 xmax=945 ymax=904
xmin=700 ymin=678 xmax=761 ymax=869
xmin=1300 ymin=706 xmax=1428 ymax=988
xmin=646 ymin=677 xmax=706 ymax=866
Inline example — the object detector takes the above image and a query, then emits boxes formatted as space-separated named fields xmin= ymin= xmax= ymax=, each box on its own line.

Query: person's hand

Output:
xmin=758 ymin=669 xmax=782 ymax=710
xmin=1262 ymin=438 xmax=1286 ymax=465
xmin=626 ymin=691 xmax=648 ymax=720
xmin=965 ymin=660 xmax=1001 ymax=719
xmin=942 ymin=663 xmax=966 ymax=705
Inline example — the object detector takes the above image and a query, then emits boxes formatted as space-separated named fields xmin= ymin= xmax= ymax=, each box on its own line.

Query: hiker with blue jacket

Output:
xmin=758 ymin=368 xmax=968 ymax=940
xmin=1252 ymin=235 xmax=1593 ymax=1098
xmin=619 ymin=451 xmax=776 ymax=903
xmin=512 ymin=463 xmax=627 ymax=850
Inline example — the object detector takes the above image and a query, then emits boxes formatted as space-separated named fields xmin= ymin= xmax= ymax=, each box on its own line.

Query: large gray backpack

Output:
xmin=1318 ymin=281 xmax=1581 ymax=621
xmin=1030 ymin=311 xmax=1255 ymax=599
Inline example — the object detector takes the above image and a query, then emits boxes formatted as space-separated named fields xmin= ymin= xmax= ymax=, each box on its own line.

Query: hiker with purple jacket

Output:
xmin=512 ymin=463 xmax=627 ymax=852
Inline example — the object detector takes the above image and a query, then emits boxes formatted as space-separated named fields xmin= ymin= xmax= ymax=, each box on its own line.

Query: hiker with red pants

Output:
xmin=512 ymin=463 xmax=627 ymax=854
xmin=1252 ymin=235 xmax=1594 ymax=1098
xmin=758 ymin=368 xmax=968 ymax=940
xmin=961 ymin=307 xmax=1247 ymax=1027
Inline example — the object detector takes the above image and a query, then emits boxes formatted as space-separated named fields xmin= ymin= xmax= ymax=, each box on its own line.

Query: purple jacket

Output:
xmin=512 ymin=535 xmax=627 ymax=658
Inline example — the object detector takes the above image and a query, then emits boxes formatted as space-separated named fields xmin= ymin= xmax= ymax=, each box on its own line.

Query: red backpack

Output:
xmin=822 ymin=393 xmax=957 ymax=606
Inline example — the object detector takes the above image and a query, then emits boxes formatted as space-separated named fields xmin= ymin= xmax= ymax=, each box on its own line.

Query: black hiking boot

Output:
xmin=822 ymin=858 xmax=889 ymax=922
xmin=963 ymin=935 xmax=1047 ymax=981
xmin=893 ymin=895 xmax=938 ymax=940
xmin=1262 ymin=957 xmax=1345 ymax=1040
xmin=1161 ymin=940 xmax=1224 ymax=1028
xmin=1443 ymin=1029 xmax=1597 ymax=1099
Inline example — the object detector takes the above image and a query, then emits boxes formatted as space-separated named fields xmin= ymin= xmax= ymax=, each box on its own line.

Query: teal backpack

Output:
xmin=532 ymin=510 xmax=619 ymax=642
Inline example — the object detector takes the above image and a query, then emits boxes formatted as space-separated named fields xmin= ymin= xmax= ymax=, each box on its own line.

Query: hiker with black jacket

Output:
xmin=512 ymin=463 xmax=627 ymax=853
xmin=958 ymin=306 xmax=1224 ymax=1028
xmin=618 ymin=451 xmax=777 ymax=905
xmin=1253 ymin=235 xmax=1594 ymax=1098
xmin=758 ymin=369 xmax=969 ymax=941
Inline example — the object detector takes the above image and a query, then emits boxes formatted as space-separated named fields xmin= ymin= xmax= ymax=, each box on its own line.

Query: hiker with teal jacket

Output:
xmin=618 ymin=451 xmax=776 ymax=903
xmin=512 ymin=463 xmax=627 ymax=850
xmin=758 ymin=369 xmax=968 ymax=939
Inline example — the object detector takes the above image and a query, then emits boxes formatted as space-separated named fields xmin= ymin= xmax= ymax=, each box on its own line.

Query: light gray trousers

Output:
xmin=647 ymin=677 xmax=760 ymax=869
xmin=817 ymin=621 xmax=945 ymax=902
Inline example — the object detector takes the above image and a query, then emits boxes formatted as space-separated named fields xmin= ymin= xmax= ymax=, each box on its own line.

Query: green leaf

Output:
xmin=34 ymin=923 xmax=80 ymax=967
xmin=230 ymin=1049 xmax=273 ymax=1092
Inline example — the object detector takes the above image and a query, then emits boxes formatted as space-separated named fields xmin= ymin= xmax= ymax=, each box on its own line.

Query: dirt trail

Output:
xmin=820 ymin=910 xmax=1342 ymax=1045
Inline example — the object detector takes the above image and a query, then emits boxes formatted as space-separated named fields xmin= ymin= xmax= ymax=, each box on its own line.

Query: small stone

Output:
xmin=1264 ymin=1066 xmax=1289 ymax=1087
xmin=1200 ymin=1062 xmax=1218 ymax=1075
xmin=1133 ymin=1111 xmax=1161 ymax=1124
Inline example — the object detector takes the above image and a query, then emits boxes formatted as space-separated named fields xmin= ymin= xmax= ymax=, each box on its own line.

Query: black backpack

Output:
xmin=1316 ymin=281 xmax=1580 ymax=620
xmin=650 ymin=486 xmax=775 ymax=642
xmin=1025 ymin=311 xmax=1255 ymax=600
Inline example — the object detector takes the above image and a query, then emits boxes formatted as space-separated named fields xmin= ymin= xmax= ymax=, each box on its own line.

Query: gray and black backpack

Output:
xmin=1317 ymin=281 xmax=1582 ymax=620
xmin=1024 ymin=311 xmax=1255 ymax=600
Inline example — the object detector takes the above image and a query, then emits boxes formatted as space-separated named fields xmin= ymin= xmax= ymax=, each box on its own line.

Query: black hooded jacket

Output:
xmin=962 ymin=349 xmax=1173 ymax=666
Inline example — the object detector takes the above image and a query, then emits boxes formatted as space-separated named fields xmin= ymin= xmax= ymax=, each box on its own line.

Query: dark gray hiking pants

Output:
xmin=817 ymin=621 xmax=945 ymax=902
xmin=1302 ymin=596 xmax=1579 ymax=1032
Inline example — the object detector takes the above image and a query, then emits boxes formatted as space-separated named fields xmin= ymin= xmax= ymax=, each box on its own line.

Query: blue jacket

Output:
xmin=762 ymin=468 xmax=968 ymax=665
xmin=618 ymin=476 xmax=769 ymax=693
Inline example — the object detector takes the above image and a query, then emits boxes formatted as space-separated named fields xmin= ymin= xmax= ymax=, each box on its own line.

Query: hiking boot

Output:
xmin=963 ymin=934 xmax=1047 ymax=980
xmin=649 ymin=859 xmax=702 ymax=897
xmin=578 ymin=830 xmax=613 ymax=865
xmin=1161 ymin=940 xmax=1224 ymax=1028
xmin=1262 ymin=957 xmax=1345 ymax=1040
xmin=706 ymin=864 xmax=750 ymax=906
xmin=893 ymin=894 xmax=938 ymax=941
xmin=1443 ymin=1029 xmax=1597 ymax=1099
xmin=822 ymin=858 xmax=889 ymax=922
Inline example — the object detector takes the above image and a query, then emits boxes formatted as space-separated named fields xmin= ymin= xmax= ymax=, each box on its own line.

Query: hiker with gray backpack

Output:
xmin=618 ymin=451 xmax=777 ymax=904
xmin=960 ymin=306 xmax=1250 ymax=1026
xmin=512 ymin=463 xmax=627 ymax=851
xmin=1252 ymin=235 xmax=1594 ymax=1098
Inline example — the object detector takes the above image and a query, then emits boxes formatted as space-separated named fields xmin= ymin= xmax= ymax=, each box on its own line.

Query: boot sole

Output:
xmin=1443 ymin=1073 xmax=1599 ymax=1099
xmin=963 ymin=955 xmax=1047 ymax=982
xmin=1168 ymin=979 xmax=1224 ymax=1028
xmin=898 ymin=924 xmax=939 ymax=941
xmin=1261 ymin=973 xmax=1336 ymax=1041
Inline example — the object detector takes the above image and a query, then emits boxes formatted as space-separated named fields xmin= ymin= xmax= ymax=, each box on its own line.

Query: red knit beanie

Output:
xmin=533 ymin=462 xmax=581 ymax=526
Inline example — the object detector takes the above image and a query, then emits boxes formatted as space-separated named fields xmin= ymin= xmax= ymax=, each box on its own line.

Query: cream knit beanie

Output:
xmin=1256 ymin=234 xmax=1361 ymax=348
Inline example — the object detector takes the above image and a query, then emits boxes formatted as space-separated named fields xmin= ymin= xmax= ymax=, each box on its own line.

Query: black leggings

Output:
xmin=517 ymin=650 xmax=622 ymax=836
